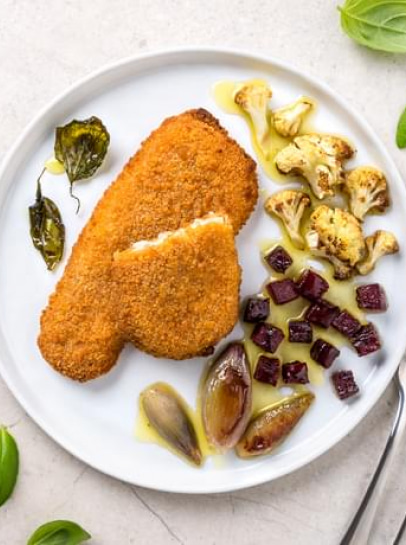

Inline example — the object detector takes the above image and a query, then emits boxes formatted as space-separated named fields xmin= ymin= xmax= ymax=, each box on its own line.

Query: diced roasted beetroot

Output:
xmin=243 ymin=297 xmax=270 ymax=323
xmin=311 ymin=339 xmax=340 ymax=369
xmin=282 ymin=361 xmax=309 ymax=384
xmin=356 ymin=284 xmax=388 ymax=312
xmin=265 ymin=246 xmax=293 ymax=274
xmin=332 ymin=370 xmax=359 ymax=400
xmin=332 ymin=310 xmax=362 ymax=339
xmin=351 ymin=323 xmax=381 ymax=357
xmin=254 ymin=356 xmax=280 ymax=386
xmin=296 ymin=269 xmax=329 ymax=301
xmin=289 ymin=321 xmax=313 ymax=343
xmin=267 ymin=279 xmax=299 ymax=305
xmin=305 ymin=300 xmax=340 ymax=328
xmin=251 ymin=323 xmax=285 ymax=353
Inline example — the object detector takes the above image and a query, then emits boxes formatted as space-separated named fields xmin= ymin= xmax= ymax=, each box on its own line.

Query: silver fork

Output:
xmin=340 ymin=358 xmax=406 ymax=545
xmin=393 ymin=513 xmax=406 ymax=545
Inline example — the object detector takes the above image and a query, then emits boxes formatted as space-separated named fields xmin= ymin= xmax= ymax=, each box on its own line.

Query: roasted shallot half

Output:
xmin=202 ymin=343 xmax=252 ymax=452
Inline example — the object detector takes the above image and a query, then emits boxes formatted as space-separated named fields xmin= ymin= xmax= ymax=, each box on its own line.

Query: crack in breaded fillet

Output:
xmin=112 ymin=215 xmax=240 ymax=359
xmin=38 ymin=109 xmax=258 ymax=381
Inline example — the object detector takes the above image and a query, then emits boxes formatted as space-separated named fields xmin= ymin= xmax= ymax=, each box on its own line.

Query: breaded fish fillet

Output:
xmin=39 ymin=108 xmax=258 ymax=381
xmin=112 ymin=215 xmax=240 ymax=359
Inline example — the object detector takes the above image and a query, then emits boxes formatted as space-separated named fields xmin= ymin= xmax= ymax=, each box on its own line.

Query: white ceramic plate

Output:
xmin=0 ymin=48 xmax=405 ymax=493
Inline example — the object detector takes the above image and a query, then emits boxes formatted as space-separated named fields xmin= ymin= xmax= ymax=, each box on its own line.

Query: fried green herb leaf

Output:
xmin=54 ymin=116 xmax=110 ymax=211
xmin=397 ymin=106 xmax=406 ymax=148
xmin=27 ymin=520 xmax=91 ymax=545
xmin=338 ymin=0 xmax=406 ymax=53
xmin=29 ymin=171 xmax=65 ymax=271
xmin=0 ymin=427 xmax=19 ymax=507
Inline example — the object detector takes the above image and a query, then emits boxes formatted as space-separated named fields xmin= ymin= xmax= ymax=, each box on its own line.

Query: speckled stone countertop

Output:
xmin=1 ymin=1 xmax=406 ymax=543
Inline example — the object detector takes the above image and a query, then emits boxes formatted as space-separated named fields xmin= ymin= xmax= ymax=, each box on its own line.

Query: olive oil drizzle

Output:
xmin=135 ymin=233 xmax=366 ymax=464
xmin=135 ymin=81 xmax=366 ymax=465
xmin=212 ymin=79 xmax=316 ymax=183
xmin=213 ymin=77 xmax=365 ymax=411
xmin=135 ymin=383 xmax=213 ymax=463
xmin=44 ymin=156 xmax=65 ymax=175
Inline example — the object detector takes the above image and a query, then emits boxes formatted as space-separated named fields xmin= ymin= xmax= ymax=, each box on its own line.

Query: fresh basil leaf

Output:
xmin=0 ymin=427 xmax=19 ymax=507
xmin=29 ymin=171 xmax=65 ymax=271
xmin=339 ymin=0 xmax=406 ymax=53
xmin=54 ymin=116 xmax=110 ymax=212
xmin=27 ymin=520 xmax=91 ymax=545
xmin=396 ymin=106 xmax=406 ymax=148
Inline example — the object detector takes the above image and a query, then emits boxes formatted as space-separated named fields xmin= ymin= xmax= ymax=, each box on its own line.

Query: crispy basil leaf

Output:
xmin=397 ymin=106 xmax=406 ymax=148
xmin=45 ymin=157 xmax=65 ymax=175
xmin=29 ymin=172 xmax=65 ymax=271
xmin=339 ymin=0 xmax=406 ymax=53
xmin=54 ymin=116 xmax=110 ymax=211
xmin=0 ymin=427 xmax=19 ymax=507
xmin=54 ymin=116 xmax=110 ymax=182
xmin=27 ymin=520 xmax=91 ymax=545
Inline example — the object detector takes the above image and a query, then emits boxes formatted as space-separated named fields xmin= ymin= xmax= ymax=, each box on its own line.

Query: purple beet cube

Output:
xmin=265 ymin=246 xmax=293 ymax=274
xmin=311 ymin=339 xmax=340 ymax=369
xmin=267 ymin=279 xmax=299 ymax=305
xmin=282 ymin=361 xmax=309 ymax=384
xmin=332 ymin=310 xmax=362 ymax=339
xmin=251 ymin=323 xmax=285 ymax=353
xmin=351 ymin=323 xmax=381 ymax=357
xmin=332 ymin=370 xmax=359 ymax=400
xmin=254 ymin=356 xmax=280 ymax=386
xmin=296 ymin=269 xmax=329 ymax=301
xmin=356 ymin=284 xmax=388 ymax=312
xmin=243 ymin=297 xmax=270 ymax=323
xmin=289 ymin=321 xmax=313 ymax=343
xmin=305 ymin=300 xmax=340 ymax=328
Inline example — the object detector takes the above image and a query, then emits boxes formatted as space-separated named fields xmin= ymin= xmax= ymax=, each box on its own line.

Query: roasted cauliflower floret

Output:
xmin=265 ymin=190 xmax=311 ymax=249
xmin=275 ymin=134 xmax=355 ymax=199
xmin=306 ymin=205 xmax=366 ymax=280
xmin=357 ymin=230 xmax=399 ymax=275
xmin=272 ymin=97 xmax=314 ymax=138
xmin=343 ymin=166 xmax=390 ymax=221
xmin=234 ymin=81 xmax=272 ymax=159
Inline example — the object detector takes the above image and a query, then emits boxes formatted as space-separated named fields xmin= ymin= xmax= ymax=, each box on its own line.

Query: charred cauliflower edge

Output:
xmin=357 ymin=230 xmax=399 ymax=275
xmin=234 ymin=81 xmax=399 ymax=280
xmin=264 ymin=190 xmax=311 ymax=250
xmin=272 ymin=97 xmax=314 ymax=138
xmin=343 ymin=166 xmax=390 ymax=222
xmin=306 ymin=205 xmax=366 ymax=280
xmin=234 ymin=81 xmax=272 ymax=159
xmin=275 ymin=134 xmax=355 ymax=200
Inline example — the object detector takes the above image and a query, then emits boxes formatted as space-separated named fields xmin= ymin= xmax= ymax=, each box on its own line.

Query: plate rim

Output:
xmin=0 ymin=46 xmax=405 ymax=494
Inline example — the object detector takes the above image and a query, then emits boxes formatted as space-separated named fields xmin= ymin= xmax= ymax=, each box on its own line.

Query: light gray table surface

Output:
xmin=1 ymin=1 xmax=406 ymax=543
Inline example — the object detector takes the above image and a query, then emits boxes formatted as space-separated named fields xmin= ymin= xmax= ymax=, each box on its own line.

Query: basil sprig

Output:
xmin=29 ymin=170 xmax=65 ymax=271
xmin=54 ymin=116 xmax=110 ymax=212
xmin=0 ymin=427 xmax=19 ymax=507
xmin=397 ymin=107 xmax=406 ymax=148
xmin=27 ymin=520 xmax=91 ymax=545
xmin=339 ymin=0 xmax=406 ymax=53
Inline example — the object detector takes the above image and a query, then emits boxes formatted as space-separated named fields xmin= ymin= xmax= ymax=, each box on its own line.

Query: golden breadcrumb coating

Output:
xmin=38 ymin=109 xmax=258 ymax=381
xmin=112 ymin=217 xmax=240 ymax=359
